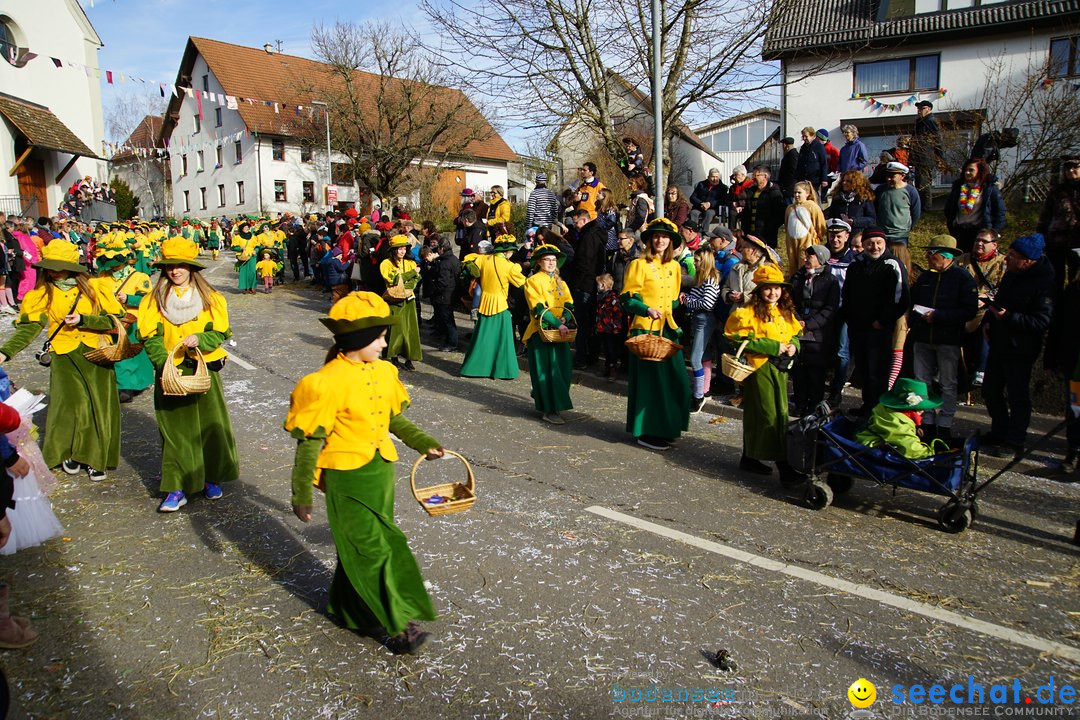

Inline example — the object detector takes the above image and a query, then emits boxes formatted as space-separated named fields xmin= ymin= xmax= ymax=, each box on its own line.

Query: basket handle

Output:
xmin=168 ymin=340 xmax=207 ymax=368
xmin=540 ymin=306 xmax=575 ymax=329
xmin=409 ymin=449 xmax=474 ymax=499
xmin=733 ymin=339 xmax=749 ymax=361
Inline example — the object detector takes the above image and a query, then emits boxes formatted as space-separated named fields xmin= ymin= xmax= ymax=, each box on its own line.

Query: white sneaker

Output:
xmin=972 ymin=371 xmax=984 ymax=387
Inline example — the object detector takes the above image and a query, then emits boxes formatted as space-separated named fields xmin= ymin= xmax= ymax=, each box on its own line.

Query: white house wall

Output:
xmin=783 ymin=31 xmax=1058 ymax=178
xmin=0 ymin=0 xmax=105 ymax=213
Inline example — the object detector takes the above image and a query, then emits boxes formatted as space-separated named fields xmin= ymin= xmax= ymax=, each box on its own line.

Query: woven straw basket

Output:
xmin=720 ymin=340 xmax=757 ymax=382
xmin=160 ymin=342 xmax=212 ymax=397
xmin=538 ymin=307 xmax=577 ymax=343
xmin=84 ymin=315 xmax=144 ymax=365
xmin=625 ymin=317 xmax=681 ymax=362
xmin=410 ymin=450 xmax=476 ymax=517
xmin=383 ymin=274 xmax=414 ymax=302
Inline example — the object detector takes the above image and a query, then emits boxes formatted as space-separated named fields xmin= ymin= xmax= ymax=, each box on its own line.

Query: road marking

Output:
xmin=226 ymin=350 xmax=257 ymax=370
xmin=585 ymin=505 xmax=1080 ymax=663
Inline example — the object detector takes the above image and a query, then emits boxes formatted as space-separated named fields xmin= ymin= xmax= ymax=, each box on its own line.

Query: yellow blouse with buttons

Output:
xmin=724 ymin=304 xmax=802 ymax=370
xmin=621 ymin=256 xmax=682 ymax=333
xmin=16 ymin=285 xmax=103 ymax=355
xmin=285 ymin=355 xmax=411 ymax=479
xmin=522 ymin=271 xmax=572 ymax=343
xmin=137 ymin=288 xmax=231 ymax=365
xmin=463 ymin=254 xmax=526 ymax=316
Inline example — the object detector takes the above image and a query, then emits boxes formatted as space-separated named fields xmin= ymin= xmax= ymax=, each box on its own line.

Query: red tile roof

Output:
xmin=162 ymin=37 xmax=516 ymax=164
xmin=112 ymin=114 xmax=164 ymax=161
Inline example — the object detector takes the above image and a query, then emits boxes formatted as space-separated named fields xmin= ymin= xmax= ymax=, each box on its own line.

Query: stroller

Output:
xmin=788 ymin=403 xmax=984 ymax=533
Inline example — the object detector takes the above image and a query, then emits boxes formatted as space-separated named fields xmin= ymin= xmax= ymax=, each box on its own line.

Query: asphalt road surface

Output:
xmin=0 ymin=261 xmax=1076 ymax=720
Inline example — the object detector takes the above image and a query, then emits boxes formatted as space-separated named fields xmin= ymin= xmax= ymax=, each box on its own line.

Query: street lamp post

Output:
xmin=310 ymin=101 xmax=332 ymax=208
xmin=651 ymin=0 xmax=664 ymax=218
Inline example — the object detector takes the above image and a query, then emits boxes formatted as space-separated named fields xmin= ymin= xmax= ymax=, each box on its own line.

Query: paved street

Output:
xmin=0 ymin=262 xmax=1077 ymax=719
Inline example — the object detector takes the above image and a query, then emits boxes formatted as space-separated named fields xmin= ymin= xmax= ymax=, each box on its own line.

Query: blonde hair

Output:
xmin=793 ymin=181 xmax=818 ymax=204
xmin=596 ymin=273 xmax=614 ymax=292
xmin=694 ymin=249 xmax=720 ymax=287
xmin=152 ymin=267 xmax=217 ymax=313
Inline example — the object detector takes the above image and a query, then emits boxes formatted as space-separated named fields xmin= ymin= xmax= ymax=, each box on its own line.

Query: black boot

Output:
xmin=776 ymin=460 xmax=807 ymax=487
xmin=739 ymin=455 xmax=772 ymax=475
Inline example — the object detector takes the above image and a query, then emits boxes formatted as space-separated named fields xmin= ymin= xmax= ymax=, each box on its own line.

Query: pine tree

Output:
xmin=110 ymin=177 xmax=139 ymax=220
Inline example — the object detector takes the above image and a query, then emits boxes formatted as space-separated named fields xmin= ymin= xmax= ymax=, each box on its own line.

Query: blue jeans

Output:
xmin=471 ymin=283 xmax=482 ymax=310
xmin=689 ymin=312 xmax=716 ymax=371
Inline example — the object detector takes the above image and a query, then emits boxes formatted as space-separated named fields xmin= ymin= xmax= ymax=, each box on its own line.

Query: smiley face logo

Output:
xmin=848 ymin=678 xmax=877 ymax=708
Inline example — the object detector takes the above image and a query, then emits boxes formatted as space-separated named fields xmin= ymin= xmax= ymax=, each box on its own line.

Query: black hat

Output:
xmin=781 ymin=136 xmax=795 ymax=145
xmin=915 ymin=100 xmax=933 ymax=110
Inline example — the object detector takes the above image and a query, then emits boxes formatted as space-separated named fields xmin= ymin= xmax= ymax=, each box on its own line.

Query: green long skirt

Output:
xmin=153 ymin=369 xmax=239 ymax=493
xmin=625 ymin=334 xmax=690 ymax=440
xmin=114 ymin=323 xmax=155 ymax=392
xmin=237 ymin=257 xmax=258 ymax=291
xmin=324 ymin=456 xmax=436 ymax=636
xmin=460 ymin=310 xmax=519 ymax=380
xmin=742 ymin=361 xmax=788 ymax=461
xmin=385 ymin=299 xmax=422 ymax=361
xmin=526 ymin=335 xmax=573 ymax=413
xmin=44 ymin=347 xmax=121 ymax=471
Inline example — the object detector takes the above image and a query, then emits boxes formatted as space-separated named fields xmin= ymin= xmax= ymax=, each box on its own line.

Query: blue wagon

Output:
xmin=788 ymin=407 xmax=982 ymax=533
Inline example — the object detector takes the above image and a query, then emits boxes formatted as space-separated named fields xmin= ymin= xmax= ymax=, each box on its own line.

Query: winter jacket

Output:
xmin=740 ymin=182 xmax=786 ymax=247
xmin=320 ymin=254 xmax=349 ymax=286
xmin=796 ymin=140 xmax=828 ymax=187
xmin=855 ymin=404 xmax=937 ymax=460
xmin=842 ymin=250 xmax=910 ymax=331
xmin=689 ymin=180 xmax=727 ymax=212
xmin=838 ymin=139 xmax=871 ymax=173
xmin=563 ymin=220 xmax=607 ymax=293
xmin=722 ymin=256 xmax=770 ymax=307
xmin=1036 ymin=179 xmax=1080 ymax=250
xmin=627 ymin=192 xmax=652 ymax=231
xmin=664 ymin=200 xmax=691 ymax=229
xmin=985 ymin=256 xmax=1055 ymax=361
xmin=606 ymin=245 xmax=640 ymax=295
xmin=826 ymin=248 xmax=859 ymax=298
xmin=823 ymin=141 xmax=840 ymax=174
xmin=956 ymin=251 xmax=1006 ymax=332
xmin=779 ymin=148 xmax=799 ymax=197
xmin=876 ymin=184 xmax=922 ymax=244
xmin=944 ymin=179 xmax=1006 ymax=233
xmin=792 ymin=268 xmax=841 ymax=367
xmin=908 ymin=264 xmax=978 ymax=346
xmin=457 ymin=223 xmax=485 ymax=261
xmin=431 ymin=249 xmax=461 ymax=305
xmin=825 ymin=194 xmax=877 ymax=231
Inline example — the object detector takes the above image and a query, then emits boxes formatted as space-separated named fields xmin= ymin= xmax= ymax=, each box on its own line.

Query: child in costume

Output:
xmin=460 ymin=235 xmax=527 ymax=379
xmin=855 ymin=378 xmax=949 ymax=459
xmin=256 ymin=252 xmax=278 ymax=294
xmin=207 ymin=220 xmax=223 ymax=260
xmin=93 ymin=240 xmax=155 ymax=403
xmin=137 ymin=237 xmax=239 ymax=512
xmin=286 ymin=291 xmax=444 ymax=655
xmin=0 ymin=240 xmax=120 ymax=481
xmin=523 ymin=244 xmax=575 ymax=424
xmin=379 ymin=235 xmax=422 ymax=370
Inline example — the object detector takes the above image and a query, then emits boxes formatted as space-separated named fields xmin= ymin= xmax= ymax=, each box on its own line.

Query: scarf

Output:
xmin=958 ymin=183 xmax=982 ymax=213
xmin=840 ymin=190 xmax=856 ymax=204
xmin=976 ymin=249 xmax=997 ymax=263
xmin=112 ymin=265 xmax=134 ymax=282
xmin=54 ymin=278 xmax=77 ymax=291
xmin=161 ymin=285 xmax=205 ymax=326
xmin=801 ymin=265 xmax=825 ymax=305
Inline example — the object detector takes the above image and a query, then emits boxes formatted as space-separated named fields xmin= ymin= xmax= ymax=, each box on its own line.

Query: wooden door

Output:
xmin=16 ymin=154 xmax=48 ymax=217
xmin=432 ymin=168 xmax=465 ymax=216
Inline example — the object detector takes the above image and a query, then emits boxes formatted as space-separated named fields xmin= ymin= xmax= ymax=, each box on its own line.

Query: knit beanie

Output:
xmin=807 ymin=244 xmax=830 ymax=266
xmin=816 ymin=128 xmax=829 ymax=142
xmin=1010 ymin=233 xmax=1045 ymax=261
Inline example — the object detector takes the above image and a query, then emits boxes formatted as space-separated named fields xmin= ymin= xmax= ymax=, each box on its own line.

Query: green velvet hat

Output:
xmin=319 ymin=291 xmax=399 ymax=335
xmin=530 ymin=243 xmax=566 ymax=268
xmin=879 ymin=378 xmax=943 ymax=412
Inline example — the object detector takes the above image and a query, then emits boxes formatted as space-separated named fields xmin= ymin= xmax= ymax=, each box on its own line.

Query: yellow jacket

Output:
xmin=487 ymin=197 xmax=511 ymax=225
xmin=14 ymin=284 xmax=108 ymax=355
xmin=464 ymin=254 xmax=526 ymax=315
xmin=93 ymin=272 xmax=153 ymax=314
xmin=724 ymin=304 xmax=802 ymax=370
xmin=137 ymin=287 xmax=230 ymax=365
xmin=522 ymin=271 xmax=573 ymax=343
xmin=285 ymin=355 xmax=410 ymax=479
xmin=379 ymin=258 xmax=419 ymax=288
xmin=256 ymin=260 xmax=278 ymax=278
xmin=620 ymin=256 xmax=681 ymax=333
xmin=238 ymin=236 xmax=261 ymax=261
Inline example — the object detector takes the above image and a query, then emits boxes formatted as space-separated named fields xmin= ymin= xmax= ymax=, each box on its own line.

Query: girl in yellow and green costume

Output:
xmin=93 ymin=238 xmax=155 ymax=403
xmin=137 ymin=237 xmax=239 ymax=512
xmin=380 ymin=234 xmax=422 ymax=370
xmin=621 ymin=218 xmax=691 ymax=451
xmin=724 ymin=263 xmax=803 ymax=482
xmin=0 ymin=240 xmax=120 ymax=481
xmin=522 ymin=244 xmax=575 ymax=424
xmin=460 ymin=234 xmax=527 ymax=379
xmin=285 ymin=291 xmax=444 ymax=655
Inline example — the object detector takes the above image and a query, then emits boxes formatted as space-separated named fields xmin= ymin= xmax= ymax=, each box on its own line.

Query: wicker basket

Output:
xmin=410 ymin=450 xmax=476 ymax=517
xmin=383 ymin=274 xmax=414 ymax=302
xmin=160 ymin=342 xmax=212 ymax=397
xmin=720 ymin=340 xmax=757 ymax=382
xmin=538 ymin=307 xmax=577 ymax=343
xmin=625 ymin=317 xmax=681 ymax=362
xmin=84 ymin=315 xmax=144 ymax=365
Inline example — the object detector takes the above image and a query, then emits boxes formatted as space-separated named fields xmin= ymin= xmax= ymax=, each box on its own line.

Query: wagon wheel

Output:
xmin=937 ymin=501 xmax=973 ymax=534
xmin=826 ymin=473 xmax=855 ymax=495
xmin=804 ymin=482 xmax=833 ymax=511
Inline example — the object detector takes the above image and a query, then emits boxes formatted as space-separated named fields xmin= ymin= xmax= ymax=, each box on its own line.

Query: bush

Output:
xmin=110 ymin=177 xmax=137 ymax=220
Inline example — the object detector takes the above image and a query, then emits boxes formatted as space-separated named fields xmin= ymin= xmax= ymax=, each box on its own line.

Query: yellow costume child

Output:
xmin=285 ymin=291 xmax=444 ymax=655
xmin=256 ymin=253 xmax=278 ymax=294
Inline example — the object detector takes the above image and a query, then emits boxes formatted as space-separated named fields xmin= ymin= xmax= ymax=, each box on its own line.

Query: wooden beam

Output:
xmin=54 ymin=155 xmax=80 ymax=184
xmin=7 ymin=147 xmax=31 ymax=177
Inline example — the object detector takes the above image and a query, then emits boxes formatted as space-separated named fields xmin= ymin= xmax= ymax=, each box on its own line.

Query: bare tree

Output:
xmin=106 ymin=91 xmax=170 ymax=217
xmin=420 ymin=0 xmax=831 ymax=189
xmin=291 ymin=21 xmax=497 ymax=205
xmin=944 ymin=48 xmax=1080 ymax=198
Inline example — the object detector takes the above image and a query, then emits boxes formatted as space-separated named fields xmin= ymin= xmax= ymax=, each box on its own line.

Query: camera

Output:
xmin=35 ymin=342 xmax=52 ymax=367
